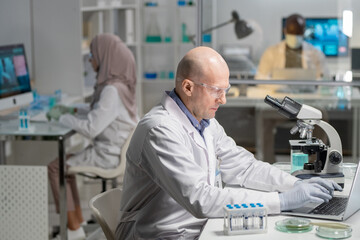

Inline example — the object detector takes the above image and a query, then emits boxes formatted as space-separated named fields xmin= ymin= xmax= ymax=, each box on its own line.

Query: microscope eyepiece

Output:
xmin=264 ymin=95 xmax=302 ymax=119
xmin=264 ymin=95 xmax=282 ymax=109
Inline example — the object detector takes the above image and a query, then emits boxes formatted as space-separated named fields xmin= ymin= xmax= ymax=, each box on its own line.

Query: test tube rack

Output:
xmin=223 ymin=203 xmax=267 ymax=235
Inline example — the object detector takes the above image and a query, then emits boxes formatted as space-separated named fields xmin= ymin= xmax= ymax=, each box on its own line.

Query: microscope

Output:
xmin=264 ymin=95 xmax=345 ymax=187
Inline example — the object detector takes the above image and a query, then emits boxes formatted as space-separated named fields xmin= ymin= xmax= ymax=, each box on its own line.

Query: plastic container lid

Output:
xmin=316 ymin=226 xmax=352 ymax=239
xmin=275 ymin=218 xmax=313 ymax=233
xmin=342 ymin=163 xmax=358 ymax=179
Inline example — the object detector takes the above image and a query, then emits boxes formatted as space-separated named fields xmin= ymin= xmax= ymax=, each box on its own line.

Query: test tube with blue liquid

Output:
xmin=234 ymin=204 xmax=243 ymax=230
xmin=242 ymin=204 xmax=249 ymax=229
xmin=18 ymin=108 xmax=30 ymax=131
xmin=256 ymin=203 xmax=265 ymax=229
xmin=250 ymin=203 xmax=257 ymax=229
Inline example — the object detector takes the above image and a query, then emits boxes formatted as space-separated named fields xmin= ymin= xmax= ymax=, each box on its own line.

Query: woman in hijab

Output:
xmin=47 ymin=33 xmax=138 ymax=239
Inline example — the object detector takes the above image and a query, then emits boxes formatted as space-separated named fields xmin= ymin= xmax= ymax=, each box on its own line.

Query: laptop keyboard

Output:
xmin=310 ymin=197 xmax=348 ymax=215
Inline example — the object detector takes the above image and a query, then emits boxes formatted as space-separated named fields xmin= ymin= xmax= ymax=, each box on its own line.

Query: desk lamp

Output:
xmin=189 ymin=11 xmax=253 ymax=45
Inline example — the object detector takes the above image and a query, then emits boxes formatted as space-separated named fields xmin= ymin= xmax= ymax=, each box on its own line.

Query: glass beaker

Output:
xmin=144 ymin=61 xmax=157 ymax=79
xmin=145 ymin=13 xmax=162 ymax=43
xmin=291 ymin=150 xmax=309 ymax=174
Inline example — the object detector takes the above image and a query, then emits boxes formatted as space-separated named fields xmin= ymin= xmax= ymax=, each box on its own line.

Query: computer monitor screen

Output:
xmin=0 ymin=44 xmax=33 ymax=111
xmin=281 ymin=17 xmax=349 ymax=57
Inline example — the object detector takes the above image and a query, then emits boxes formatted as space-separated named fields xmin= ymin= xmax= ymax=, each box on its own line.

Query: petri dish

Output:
xmin=316 ymin=226 xmax=352 ymax=239
xmin=275 ymin=217 xmax=313 ymax=233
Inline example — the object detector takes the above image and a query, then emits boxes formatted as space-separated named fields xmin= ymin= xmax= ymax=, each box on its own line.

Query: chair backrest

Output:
xmin=89 ymin=188 xmax=122 ymax=240
xmin=67 ymin=127 xmax=135 ymax=180
xmin=117 ymin=127 xmax=135 ymax=183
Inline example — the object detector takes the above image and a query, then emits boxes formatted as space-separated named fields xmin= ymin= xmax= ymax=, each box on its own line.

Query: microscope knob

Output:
xmin=303 ymin=163 xmax=315 ymax=170
xmin=329 ymin=151 xmax=342 ymax=165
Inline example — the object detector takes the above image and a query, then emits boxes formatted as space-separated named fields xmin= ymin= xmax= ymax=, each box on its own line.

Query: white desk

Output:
xmin=0 ymin=120 xmax=75 ymax=240
xmin=199 ymin=212 xmax=360 ymax=240
xmin=200 ymin=178 xmax=359 ymax=239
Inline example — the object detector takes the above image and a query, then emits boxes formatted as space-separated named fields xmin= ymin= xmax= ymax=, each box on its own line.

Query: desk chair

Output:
xmin=89 ymin=188 xmax=122 ymax=240
xmin=68 ymin=128 xmax=135 ymax=192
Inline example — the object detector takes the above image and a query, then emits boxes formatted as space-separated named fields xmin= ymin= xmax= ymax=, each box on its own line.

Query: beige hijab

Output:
xmin=90 ymin=33 xmax=137 ymax=122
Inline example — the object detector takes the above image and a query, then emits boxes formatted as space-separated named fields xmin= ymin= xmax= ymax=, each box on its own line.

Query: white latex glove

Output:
xmin=279 ymin=181 xmax=333 ymax=211
xmin=296 ymin=177 xmax=343 ymax=195
xmin=46 ymin=105 xmax=76 ymax=121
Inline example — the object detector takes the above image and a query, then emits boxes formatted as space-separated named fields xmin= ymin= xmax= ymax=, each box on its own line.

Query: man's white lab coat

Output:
xmin=255 ymin=41 xmax=329 ymax=80
xmin=116 ymin=92 xmax=298 ymax=239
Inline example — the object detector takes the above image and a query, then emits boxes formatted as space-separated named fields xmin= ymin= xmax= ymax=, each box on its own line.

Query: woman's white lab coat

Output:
xmin=59 ymin=85 xmax=137 ymax=169
xmin=116 ymin=92 xmax=298 ymax=239
xmin=255 ymin=41 xmax=329 ymax=80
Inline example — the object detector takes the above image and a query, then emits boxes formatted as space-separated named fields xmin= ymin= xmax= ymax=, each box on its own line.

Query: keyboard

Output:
xmin=310 ymin=197 xmax=348 ymax=215
xmin=0 ymin=114 xmax=18 ymax=121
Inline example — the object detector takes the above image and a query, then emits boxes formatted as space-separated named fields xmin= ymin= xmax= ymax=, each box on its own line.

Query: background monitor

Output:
xmin=281 ymin=17 xmax=349 ymax=57
xmin=0 ymin=43 xmax=33 ymax=112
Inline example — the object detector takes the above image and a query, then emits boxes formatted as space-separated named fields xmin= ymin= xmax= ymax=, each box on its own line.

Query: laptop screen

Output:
xmin=343 ymin=162 xmax=360 ymax=219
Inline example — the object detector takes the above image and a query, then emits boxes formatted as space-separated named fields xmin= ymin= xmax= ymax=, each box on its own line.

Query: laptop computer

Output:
xmin=271 ymin=68 xmax=317 ymax=93
xmin=281 ymin=162 xmax=360 ymax=221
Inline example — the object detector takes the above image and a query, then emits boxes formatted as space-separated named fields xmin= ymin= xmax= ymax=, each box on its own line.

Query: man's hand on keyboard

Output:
xmin=296 ymin=177 xmax=343 ymax=195
xmin=279 ymin=179 xmax=334 ymax=211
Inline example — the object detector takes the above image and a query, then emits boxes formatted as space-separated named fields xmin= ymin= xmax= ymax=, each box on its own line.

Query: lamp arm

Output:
xmin=188 ymin=19 xmax=234 ymax=45
xmin=202 ymin=19 xmax=235 ymax=34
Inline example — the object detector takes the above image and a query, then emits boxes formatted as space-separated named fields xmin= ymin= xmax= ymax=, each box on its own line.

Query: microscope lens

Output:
xmin=300 ymin=129 xmax=307 ymax=139
xmin=290 ymin=125 xmax=299 ymax=135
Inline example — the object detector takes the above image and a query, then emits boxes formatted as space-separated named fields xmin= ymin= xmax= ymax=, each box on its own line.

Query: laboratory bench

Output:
xmin=0 ymin=94 xmax=90 ymax=240
xmin=216 ymin=86 xmax=360 ymax=164
xmin=199 ymin=211 xmax=360 ymax=239
xmin=0 ymin=120 xmax=75 ymax=240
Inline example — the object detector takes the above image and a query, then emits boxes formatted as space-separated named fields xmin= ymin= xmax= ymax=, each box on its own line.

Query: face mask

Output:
xmin=285 ymin=34 xmax=303 ymax=49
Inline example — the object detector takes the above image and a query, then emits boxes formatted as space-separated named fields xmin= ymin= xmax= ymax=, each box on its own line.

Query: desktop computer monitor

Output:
xmin=0 ymin=43 xmax=33 ymax=111
xmin=281 ymin=17 xmax=349 ymax=57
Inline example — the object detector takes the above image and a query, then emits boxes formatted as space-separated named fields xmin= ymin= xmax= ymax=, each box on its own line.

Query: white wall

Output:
xmin=352 ymin=0 xmax=360 ymax=47
xmin=0 ymin=0 xmax=358 ymax=83
xmin=0 ymin=0 xmax=33 ymax=78
xmin=214 ymin=0 xmax=355 ymax=65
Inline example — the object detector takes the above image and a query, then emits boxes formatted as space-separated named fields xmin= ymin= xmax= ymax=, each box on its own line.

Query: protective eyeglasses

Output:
xmin=190 ymin=80 xmax=231 ymax=99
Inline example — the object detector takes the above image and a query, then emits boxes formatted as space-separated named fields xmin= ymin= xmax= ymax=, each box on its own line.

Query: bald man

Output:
xmin=115 ymin=46 xmax=340 ymax=239
xmin=255 ymin=13 xmax=329 ymax=80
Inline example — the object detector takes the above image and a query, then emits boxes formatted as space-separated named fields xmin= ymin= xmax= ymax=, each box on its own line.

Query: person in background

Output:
xmin=255 ymin=13 xmax=329 ymax=80
xmin=115 ymin=46 xmax=341 ymax=239
xmin=255 ymin=13 xmax=330 ymax=164
xmin=47 ymin=33 xmax=138 ymax=240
